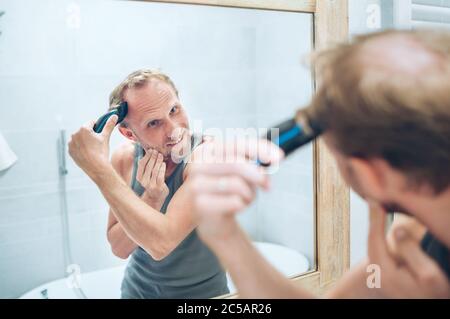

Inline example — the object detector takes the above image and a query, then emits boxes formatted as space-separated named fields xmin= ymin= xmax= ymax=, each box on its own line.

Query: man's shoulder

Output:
xmin=111 ymin=141 xmax=136 ymax=175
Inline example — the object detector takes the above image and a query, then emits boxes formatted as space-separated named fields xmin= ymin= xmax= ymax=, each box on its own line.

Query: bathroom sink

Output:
xmin=20 ymin=241 xmax=309 ymax=298
xmin=226 ymin=241 xmax=310 ymax=293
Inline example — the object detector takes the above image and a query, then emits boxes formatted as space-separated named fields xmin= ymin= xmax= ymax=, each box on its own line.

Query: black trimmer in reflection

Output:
xmin=93 ymin=102 xmax=128 ymax=133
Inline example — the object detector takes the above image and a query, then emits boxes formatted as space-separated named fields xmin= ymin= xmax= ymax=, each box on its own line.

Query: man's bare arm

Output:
xmin=107 ymin=212 xmax=138 ymax=259
xmin=106 ymin=143 xmax=138 ymax=259
xmin=99 ymin=144 xmax=209 ymax=261
xmin=203 ymin=210 xmax=427 ymax=299
xmin=204 ymin=223 xmax=314 ymax=298
xmin=69 ymin=118 xmax=199 ymax=261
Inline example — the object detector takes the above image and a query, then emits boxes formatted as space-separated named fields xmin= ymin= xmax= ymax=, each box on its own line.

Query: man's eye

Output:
xmin=148 ymin=120 xmax=159 ymax=128
xmin=170 ymin=106 xmax=178 ymax=114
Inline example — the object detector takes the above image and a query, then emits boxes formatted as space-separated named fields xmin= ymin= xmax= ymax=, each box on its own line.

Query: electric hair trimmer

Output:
xmin=262 ymin=107 xmax=323 ymax=165
xmin=93 ymin=102 xmax=128 ymax=133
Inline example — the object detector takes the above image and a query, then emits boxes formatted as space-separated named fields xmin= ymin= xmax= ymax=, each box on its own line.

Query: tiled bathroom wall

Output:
xmin=348 ymin=0 xmax=395 ymax=266
xmin=0 ymin=0 xmax=314 ymax=298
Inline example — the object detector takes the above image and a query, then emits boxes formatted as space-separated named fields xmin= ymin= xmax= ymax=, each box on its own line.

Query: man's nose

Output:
xmin=165 ymin=119 xmax=178 ymax=139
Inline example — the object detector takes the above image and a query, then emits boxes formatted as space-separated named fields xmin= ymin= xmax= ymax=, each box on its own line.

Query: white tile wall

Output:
xmin=348 ymin=0 xmax=396 ymax=266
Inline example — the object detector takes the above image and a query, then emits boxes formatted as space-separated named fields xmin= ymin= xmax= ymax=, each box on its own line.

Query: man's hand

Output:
xmin=187 ymin=138 xmax=283 ymax=243
xmin=368 ymin=202 xmax=450 ymax=298
xmin=137 ymin=149 xmax=169 ymax=210
xmin=68 ymin=115 xmax=118 ymax=181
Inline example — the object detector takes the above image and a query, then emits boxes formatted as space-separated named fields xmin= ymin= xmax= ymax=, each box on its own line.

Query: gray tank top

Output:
xmin=121 ymin=135 xmax=229 ymax=299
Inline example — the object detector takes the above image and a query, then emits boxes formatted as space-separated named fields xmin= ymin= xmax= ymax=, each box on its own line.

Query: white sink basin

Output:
xmin=20 ymin=241 xmax=309 ymax=298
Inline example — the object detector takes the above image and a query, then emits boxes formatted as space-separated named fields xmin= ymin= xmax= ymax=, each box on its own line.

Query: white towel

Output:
xmin=0 ymin=131 xmax=17 ymax=172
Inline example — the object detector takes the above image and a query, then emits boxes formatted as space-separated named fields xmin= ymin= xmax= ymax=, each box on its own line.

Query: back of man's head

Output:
xmin=311 ymin=29 xmax=450 ymax=194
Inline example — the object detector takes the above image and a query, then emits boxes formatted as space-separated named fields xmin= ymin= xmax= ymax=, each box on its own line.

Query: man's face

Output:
xmin=121 ymin=79 xmax=190 ymax=161
xmin=323 ymin=133 xmax=378 ymax=201
xmin=326 ymin=137 xmax=366 ymax=199
xmin=323 ymin=133 xmax=411 ymax=214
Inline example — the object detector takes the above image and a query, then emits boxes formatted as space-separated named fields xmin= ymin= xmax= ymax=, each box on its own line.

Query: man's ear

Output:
xmin=118 ymin=125 xmax=137 ymax=142
xmin=349 ymin=157 xmax=386 ymax=200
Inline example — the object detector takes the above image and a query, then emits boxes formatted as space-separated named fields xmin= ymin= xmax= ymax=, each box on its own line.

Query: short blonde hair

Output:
xmin=310 ymin=29 xmax=450 ymax=193
xmin=109 ymin=69 xmax=179 ymax=110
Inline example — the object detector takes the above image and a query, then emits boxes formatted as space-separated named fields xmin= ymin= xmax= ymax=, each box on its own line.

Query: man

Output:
xmin=69 ymin=70 xmax=229 ymax=298
xmin=186 ymin=29 xmax=450 ymax=298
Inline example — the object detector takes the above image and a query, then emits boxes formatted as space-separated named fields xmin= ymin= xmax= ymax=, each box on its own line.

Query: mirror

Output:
xmin=0 ymin=0 xmax=315 ymax=299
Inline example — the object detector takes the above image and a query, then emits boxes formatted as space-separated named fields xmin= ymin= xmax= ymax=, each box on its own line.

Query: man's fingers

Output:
xmin=151 ymin=153 xmax=164 ymax=184
xmin=394 ymin=227 xmax=448 ymax=285
xmin=197 ymin=139 xmax=284 ymax=169
xmin=156 ymin=162 xmax=166 ymax=185
xmin=223 ymin=138 xmax=284 ymax=166
xmin=194 ymin=193 xmax=247 ymax=217
xmin=82 ymin=120 xmax=96 ymax=131
xmin=190 ymin=162 xmax=268 ymax=190
xmin=137 ymin=149 xmax=152 ymax=181
xmin=191 ymin=175 xmax=256 ymax=205
xmin=143 ymin=150 xmax=158 ymax=183
xmin=101 ymin=114 xmax=118 ymax=139
xmin=394 ymin=228 xmax=450 ymax=297
xmin=368 ymin=201 xmax=392 ymax=267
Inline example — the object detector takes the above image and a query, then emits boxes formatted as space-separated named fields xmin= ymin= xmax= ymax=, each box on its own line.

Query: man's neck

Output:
xmin=397 ymin=187 xmax=450 ymax=248
xmin=164 ymin=158 xmax=179 ymax=178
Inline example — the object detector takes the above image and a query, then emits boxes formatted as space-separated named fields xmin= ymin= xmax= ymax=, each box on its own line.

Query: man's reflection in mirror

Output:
xmin=105 ymin=70 xmax=229 ymax=299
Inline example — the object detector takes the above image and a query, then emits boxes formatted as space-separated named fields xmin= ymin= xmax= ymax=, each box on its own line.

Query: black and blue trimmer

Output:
xmin=93 ymin=102 xmax=128 ymax=133
xmin=260 ymin=107 xmax=323 ymax=166
xmin=266 ymin=108 xmax=322 ymax=156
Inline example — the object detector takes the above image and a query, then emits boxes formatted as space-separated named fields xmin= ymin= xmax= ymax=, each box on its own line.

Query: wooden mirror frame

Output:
xmin=131 ymin=0 xmax=350 ymax=297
